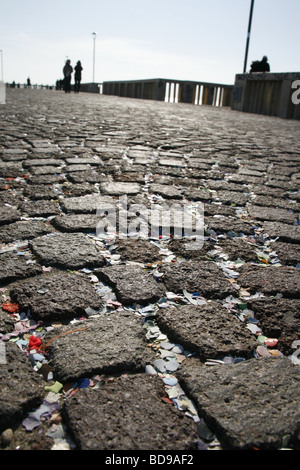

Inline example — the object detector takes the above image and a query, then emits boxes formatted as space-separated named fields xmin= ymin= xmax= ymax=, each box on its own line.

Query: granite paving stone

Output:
xmin=66 ymin=170 xmax=108 ymax=184
xmin=23 ymin=185 xmax=59 ymax=200
xmin=22 ymin=158 xmax=64 ymax=168
xmin=1 ymin=182 xmax=26 ymax=193
xmin=96 ymin=264 xmax=163 ymax=305
xmin=0 ymin=308 xmax=15 ymax=334
xmin=65 ymin=156 xmax=104 ymax=166
xmin=10 ymin=270 xmax=103 ymax=322
xmin=29 ymin=140 xmax=58 ymax=149
xmin=177 ymin=357 xmax=300 ymax=450
xmin=159 ymin=260 xmax=235 ymax=298
xmin=114 ymin=172 xmax=145 ymax=184
xmin=61 ymin=194 xmax=115 ymax=214
xmin=158 ymin=158 xmax=186 ymax=167
xmin=147 ymin=203 xmax=202 ymax=239
xmin=203 ymin=203 xmax=237 ymax=217
xmin=270 ymin=165 xmax=296 ymax=177
xmin=0 ymin=191 xmax=24 ymax=207
xmin=51 ymin=213 xmax=100 ymax=232
xmin=65 ymin=164 xmax=92 ymax=173
xmin=217 ymin=238 xmax=259 ymax=262
xmin=238 ymin=264 xmax=300 ymax=297
xmin=30 ymin=148 xmax=61 ymax=157
xmin=100 ymin=182 xmax=141 ymax=196
xmin=248 ymin=297 xmax=300 ymax=355
xmin=213 ymin=190 xmax=250 ymax=206
xmin=30 ymin=165 xmax=63 ymax=175
xmin=149 ymin=183 xmax=183 ymax=199
xmin=19 ymin=200 xmax=61 ymax=217
xmin=183 ymin=188 xmax=213 ymax=202
xmin=61 ymin=182 xmax=97 ymax=197
xmin=267 ymin=178 xmax=295 ymax=190
xmin=230 ymin=174 xmax=268 ymax=185
xmin=27 ymin=174 xmax=67 ymax=185
xmin=44 ymin=313 xmax=154 ymax=383
xmin=248 ymin=205 xmax=298 ymax=224
xmin=29 ymin=232 xmax=104 ymax=269
xmin=0 ymin=220 xmax=54 ymax=244
xmin=187 ymin=159 xmax=213 ymax=169
xmin=0 ymin=206 xmax=21 ymax=226
xmin=166 ymin=238 xmax=218 ymax=260
xmin=0 ymin=342 xmax=44 ymax=433
xmin=2 ymin=149 xmax=29 ymax=160
xmin=238 ymin=168 xmax=265 ymax=177
xmin=251 ymin=185 xmax=286 ymax=197
xmin=155 ymin=302 xmax=257 ymax=359
xmin=0 ymin=252 xmax=43 ymax=286
xmin=0 ymin=162 xmax=24 ymax=178
xmin=262 ymin=221 xmax=300 ymax=244
xmin=271 ymin=241 xmax=300 ymax=266
xmin=113 ymin=238 xmax=162 ymax=264
xmin=63 ymin=373 xmax=199 ymax=450
xmin=153 ymin=174 xmax=178 ymax=186
xmin=204 ymin=180 xmax=247 ymax=193
xmin=205 ymin=216 xmax=255 ymax=235
xmin=251 ymin=195 xmax=299 ymax=211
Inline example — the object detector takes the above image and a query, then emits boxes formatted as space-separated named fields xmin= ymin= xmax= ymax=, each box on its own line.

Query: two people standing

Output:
xmin=62 ymin=59 xmax=83 ymax=93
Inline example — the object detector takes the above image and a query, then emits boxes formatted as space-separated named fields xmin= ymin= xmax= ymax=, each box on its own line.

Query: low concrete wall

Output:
xmin=71 ymin=82 xmax=102 ymax=93
xmin=0 ymin=81 xmax=6 ymax=104
xmin=103 ymin=79 xmax=166 ymax=101
xmin=232 ymin=72 xmax=300 ymax=120
xmin=103 ymin=78 xmax=233 ymax=107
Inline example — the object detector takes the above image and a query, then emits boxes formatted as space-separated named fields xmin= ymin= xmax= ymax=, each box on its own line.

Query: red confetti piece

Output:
xmin=2 ymin=302 xmax=19 ymax=313
xmin=28 ymin=335 xmax=43 ymax=350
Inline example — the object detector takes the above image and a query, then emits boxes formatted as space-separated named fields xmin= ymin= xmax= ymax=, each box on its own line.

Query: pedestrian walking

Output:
xmin=63 ymin=59 xmax=73 ymax=93
xmin=74 ymin=60 xmax=83 ymax=93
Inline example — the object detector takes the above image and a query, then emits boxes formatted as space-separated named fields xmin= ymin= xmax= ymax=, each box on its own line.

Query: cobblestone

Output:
xmin=0 ymin=88 xmax=300 ymax=450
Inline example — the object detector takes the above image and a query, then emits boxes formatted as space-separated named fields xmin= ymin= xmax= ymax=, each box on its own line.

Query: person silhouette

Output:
xmin=250 ymin=56 xmax=270 ymax=73
xmin=74 ymin=61 xmax=83 ymax=93
xmin=260 ymin=56 xmax=270 ymax=72
xmin=63 ymin=59 xmax=73 ymax=93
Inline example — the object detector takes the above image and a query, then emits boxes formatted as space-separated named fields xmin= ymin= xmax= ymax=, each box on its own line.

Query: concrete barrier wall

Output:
xmin=102 ymin=78 xmax=233 ymax=107
xmin=232 ymin=72 xmax=300 ymax=120
xmin=71 ymin=82 xmax=101 ymax=94
xmin=0 ymin=81 xmax=6 ymax=104
xmin=103 ymin=79 xmax=166 ymax=101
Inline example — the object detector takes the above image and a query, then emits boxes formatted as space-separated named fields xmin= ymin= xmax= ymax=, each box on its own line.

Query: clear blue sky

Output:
xmin=0 ymin=0 xmax=299 ymax=86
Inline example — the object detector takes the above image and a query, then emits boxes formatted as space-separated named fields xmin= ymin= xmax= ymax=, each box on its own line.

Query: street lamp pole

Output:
xmin=92 ymin=32 xmax=97 ymax=82
xmin=243 ymin=0 xmax=255 ymax=73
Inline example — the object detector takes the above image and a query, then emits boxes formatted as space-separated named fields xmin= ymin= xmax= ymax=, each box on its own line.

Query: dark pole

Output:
xmin=243 ymin=0 xmax=255 ymax=73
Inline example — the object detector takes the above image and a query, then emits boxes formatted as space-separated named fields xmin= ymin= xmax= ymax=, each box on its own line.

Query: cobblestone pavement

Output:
xmin=0 ymin=88 xmax=300 ymax=451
